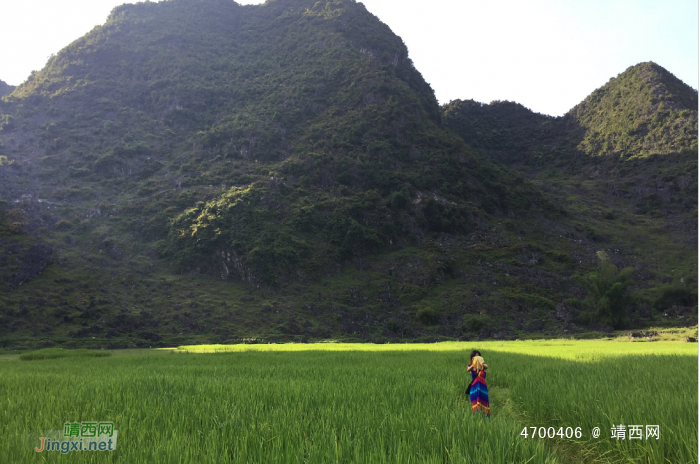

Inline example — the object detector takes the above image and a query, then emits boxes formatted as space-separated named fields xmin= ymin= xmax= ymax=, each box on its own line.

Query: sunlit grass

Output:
xmin=173 ymin=339 xmax=698 ymax=360
xmin=1 ymin=341 xmax=696 ymax=463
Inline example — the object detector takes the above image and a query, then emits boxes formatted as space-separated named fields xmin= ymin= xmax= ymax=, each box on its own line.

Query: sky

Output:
xmin=0 ymin=0 xmax=697 ymax=116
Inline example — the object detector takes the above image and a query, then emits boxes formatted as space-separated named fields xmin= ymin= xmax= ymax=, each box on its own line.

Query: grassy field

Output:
xmin=0 ymin=340 xmax=696 ymax=463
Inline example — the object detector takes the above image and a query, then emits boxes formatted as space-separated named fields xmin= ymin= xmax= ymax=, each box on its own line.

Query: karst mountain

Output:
xmin=0 ymin=0 xmax=696 ymax=348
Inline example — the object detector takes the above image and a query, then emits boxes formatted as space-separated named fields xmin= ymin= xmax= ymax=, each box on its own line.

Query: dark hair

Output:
xmin=470 ymin=350 xmax=481 ymax=362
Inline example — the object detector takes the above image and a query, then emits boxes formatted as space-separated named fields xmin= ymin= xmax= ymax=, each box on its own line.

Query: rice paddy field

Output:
xmin=0 ymin=340 xmax=697 ymax=463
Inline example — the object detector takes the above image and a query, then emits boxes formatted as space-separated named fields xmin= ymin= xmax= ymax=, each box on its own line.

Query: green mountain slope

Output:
xmin=0 ymin=0 xmax=543 ymax=287
xmin=0 ymin=0 xmax=570 ymax=349
xmin=442 ymin=99 xmax=563 ymax=167
xmin=443 ymin=62 xmax=698 ymax=330
xmin=0 ymin=3 xmax=694 ymax=349
xmin=570 ymin=62 xmax=698 ymax=157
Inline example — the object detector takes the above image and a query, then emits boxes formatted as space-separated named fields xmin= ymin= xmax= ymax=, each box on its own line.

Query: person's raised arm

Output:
xmin=482 ymin=363 xmax=488 ymax=370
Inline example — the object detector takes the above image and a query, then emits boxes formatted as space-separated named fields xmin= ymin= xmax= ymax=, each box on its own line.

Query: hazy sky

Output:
xmin=0 ymin=0 xmax=697 ymax=116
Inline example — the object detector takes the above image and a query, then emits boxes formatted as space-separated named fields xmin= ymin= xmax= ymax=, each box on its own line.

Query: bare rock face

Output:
xmin=555 ymin=302 xmax=573 ymax=322
xmin=628 ymin=331 xmax=658 ymax=340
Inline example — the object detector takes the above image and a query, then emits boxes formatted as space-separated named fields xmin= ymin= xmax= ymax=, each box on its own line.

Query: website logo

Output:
xmin=34 ymin=422 xmax=118 ymax=454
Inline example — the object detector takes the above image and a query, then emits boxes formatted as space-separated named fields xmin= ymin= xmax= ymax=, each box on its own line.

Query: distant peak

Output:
xmin=567 ymin=62 xmax=698 ymax=157
xmin=614 ymin=62 xmax=696 ymax=101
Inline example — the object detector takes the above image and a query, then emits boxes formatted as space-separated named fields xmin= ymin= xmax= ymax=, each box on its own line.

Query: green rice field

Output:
xmin=0 ymin=340 xmax=696 ymax=463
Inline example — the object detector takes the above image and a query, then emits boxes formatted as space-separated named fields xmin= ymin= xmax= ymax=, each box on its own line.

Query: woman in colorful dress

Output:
xmin=467 ymin=350 xmax=490 ymax=420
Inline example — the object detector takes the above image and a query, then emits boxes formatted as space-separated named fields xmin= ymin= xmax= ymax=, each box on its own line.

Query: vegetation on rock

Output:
xmin=0 ymin=0 xmax=695 ymax=348
xmin=0 ymin=0 xmax=545 ymax=286
xmin=444 ymin=61 xmax=698 ymax=329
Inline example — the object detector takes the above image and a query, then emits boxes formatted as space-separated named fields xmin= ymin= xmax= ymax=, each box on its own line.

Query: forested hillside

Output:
xmin=444 ymin=62 xmax=698 ymax=331
xmin=0 ymin=0 xmax=545 ymax=285
xmin=0 ymin=1 xmax=695 ymax=349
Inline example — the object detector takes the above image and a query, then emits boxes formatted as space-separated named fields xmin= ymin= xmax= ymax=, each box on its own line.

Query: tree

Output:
xmin=572 ymin=251 xmax=635 ymax=329
xmin=653 ymin=275 xmax=698 ymax=311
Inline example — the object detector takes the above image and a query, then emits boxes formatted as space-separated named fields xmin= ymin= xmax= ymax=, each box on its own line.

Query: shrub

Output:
xmin=54 ymin=220 xmax=73 ymax=231
xmin=389 ymin=186 xmax=409 ymax=209
xmin=653 ymin=277 xmax=698 ymax=311
xmin=401 ymin=284 xmax=426 ymax=302
xmin=416 ymin=306 xmax=440 ymax=325
xmin=461 ymin=314 xmax=488 ymax=334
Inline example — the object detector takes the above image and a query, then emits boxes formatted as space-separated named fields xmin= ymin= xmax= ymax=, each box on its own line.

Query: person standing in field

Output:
xmin=467 ymin=350 xmax=490 ymax=420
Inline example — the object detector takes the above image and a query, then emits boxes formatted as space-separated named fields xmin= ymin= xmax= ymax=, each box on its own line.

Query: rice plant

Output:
xmin=0 ymin=341 xmax=695 ymax=463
